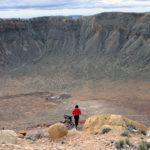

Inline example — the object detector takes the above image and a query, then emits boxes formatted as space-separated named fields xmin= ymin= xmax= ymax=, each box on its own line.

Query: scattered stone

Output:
xmin=29 ymin=141 xmax=36 ymax=144
xmin=140 ymin=130 xmax=147 ymax=136
xmin=0 ymin=130 xmax=18 ymax=144
xmin=48 ymin=123 xmax=68 ymax=140
xmin=73 ymin=143 xmax=78 ymax=147
xmin=111 ymin=140 xmax=114 ymax=143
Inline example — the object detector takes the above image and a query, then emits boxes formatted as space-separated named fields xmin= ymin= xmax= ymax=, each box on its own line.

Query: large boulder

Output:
xmin=48 ymin=123 xmax=68 ymax=140
xmin=0 ymin=130 xmax=18 ymax=144
xmin=83 ymin=115 xmax=148 ymax=134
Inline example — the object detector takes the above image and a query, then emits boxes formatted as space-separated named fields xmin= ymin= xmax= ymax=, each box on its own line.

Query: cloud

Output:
xmin=0 ymin=0 xmax=150 ymax=10
xmin=0 ymin=0 xmax=98 ymax=10
xmin=0 ymin=0 xmax=150 ymax=18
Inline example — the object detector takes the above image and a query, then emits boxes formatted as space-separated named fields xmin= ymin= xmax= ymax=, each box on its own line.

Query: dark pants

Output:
xmin=74 ymin=116 xmax=79 ymax=128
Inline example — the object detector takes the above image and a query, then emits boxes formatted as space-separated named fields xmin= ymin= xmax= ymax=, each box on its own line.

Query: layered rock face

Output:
xmin=0 ymin=12 xmax=150 ymax=89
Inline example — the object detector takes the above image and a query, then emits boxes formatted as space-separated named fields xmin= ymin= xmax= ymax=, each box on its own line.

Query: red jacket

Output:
xmin=72 ymin=108 xmax=81 ymax=116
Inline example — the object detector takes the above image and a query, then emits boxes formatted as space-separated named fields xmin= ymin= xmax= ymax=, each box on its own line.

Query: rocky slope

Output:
xmin=1 ymin=115 xmax=150 ymax=150
xmin=0 ymin=12 xmax=150 ymax=96
xmin=0 ymin=12 xmax=150 ymax=80
xmin=1 ymin=130 xmax=150 ymax=150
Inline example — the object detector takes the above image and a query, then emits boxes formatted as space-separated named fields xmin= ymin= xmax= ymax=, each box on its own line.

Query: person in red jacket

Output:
xmin=72 ymin=105 xmax=81 ymax=129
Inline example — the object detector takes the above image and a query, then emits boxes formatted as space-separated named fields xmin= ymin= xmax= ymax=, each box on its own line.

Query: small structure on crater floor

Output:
xmin=46 ymin=93 xmax=71 ymax=101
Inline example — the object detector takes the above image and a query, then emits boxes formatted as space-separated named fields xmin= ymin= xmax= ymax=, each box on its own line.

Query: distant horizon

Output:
xmin=0 ymin=11 xmax=150 ymax=20
xmin=0 ymin=0 xmax=150 ymax=18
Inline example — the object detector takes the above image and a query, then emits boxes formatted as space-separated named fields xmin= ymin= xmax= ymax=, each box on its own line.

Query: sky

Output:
xmin=0 ymin=0 xmax=150 ymax=18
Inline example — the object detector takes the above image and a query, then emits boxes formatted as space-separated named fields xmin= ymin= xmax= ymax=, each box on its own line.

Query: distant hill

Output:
xmin=67 ymin=15 xmax=83 ymax=18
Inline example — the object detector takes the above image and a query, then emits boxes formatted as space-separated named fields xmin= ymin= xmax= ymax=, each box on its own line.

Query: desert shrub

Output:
xmin=121 ymin=131 xmax=129 ymax=137
xmin=115 ymin=140 xmax=124 ymax=149
xmin=101 ymin=128 xmax=111 ymax=134
xmin=125 ymin=138 xmax=133 ymax=147
xmin=139 ymin=141 xmax=148 ymax=150
xmin=120 ymin=140 xmax=124 ymax=148
xmin=125 ymin=138 xmax=129 ymax=145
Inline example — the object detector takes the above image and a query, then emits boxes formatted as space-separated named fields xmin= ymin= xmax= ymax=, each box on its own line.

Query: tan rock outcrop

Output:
xmin=48 ymin=123 xmax=68 ymax=140
xmin=83 ymin=115 xmax=147 ymax=134
xmin=0 ymin=130 xmax=17 ymax=144
xmin=147 ymin=127 xmax=150 ymax=136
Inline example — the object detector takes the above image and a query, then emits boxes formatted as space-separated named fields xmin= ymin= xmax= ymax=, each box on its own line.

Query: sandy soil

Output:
xmin=0 ymin=80 xmax=150 ymax=130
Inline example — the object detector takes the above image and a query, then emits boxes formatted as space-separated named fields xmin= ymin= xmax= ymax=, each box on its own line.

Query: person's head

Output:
xmin=75 ymin=105 xmax=79 ymax=108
